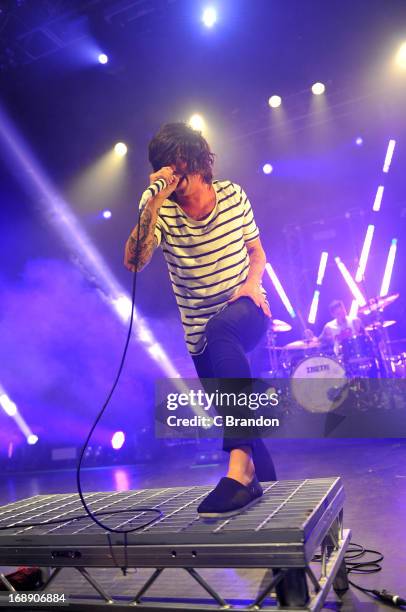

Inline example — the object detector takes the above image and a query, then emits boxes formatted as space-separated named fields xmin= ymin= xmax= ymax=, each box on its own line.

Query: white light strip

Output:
xmin=372 ymin=185 xmax=384 ymax=212
xmin=383 ymin=139 xmax=396 ymax=173
xmin=355 ymin=224 xmax=375 ymax=282
xmin=308 ymin=290 xmax=320 ymax=324
xmin=334 ymin=257 xmax=366 ymax=306
xmin=348 ymin=300 xmax=359 ymax=319
xmin=316 ymin=251 xmax=329 ymax=286
xmin=265 ymin=262 xmax=296 ymax=318
xmin=380 ymin=239 xmax=398 ymax=297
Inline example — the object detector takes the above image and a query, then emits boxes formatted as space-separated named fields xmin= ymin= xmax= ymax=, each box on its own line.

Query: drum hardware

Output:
xmin=290 ymin=354 xmax=348 ymax=413
xmin=358 ymin=293 xmax=399 ymax=315
xmin=284 ymin=339 xmax=321 ymax=350
xmin=269 ymin=319 xmax=292 ymax=333
xmin=265 ymin=321 xmax=291 ymax=377
xmin=365 ymin=320 xmax=396 ymax=332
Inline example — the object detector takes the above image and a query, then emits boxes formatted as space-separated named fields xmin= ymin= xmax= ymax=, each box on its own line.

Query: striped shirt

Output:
xmin=152 ymin=180 xmax=266 ymax=355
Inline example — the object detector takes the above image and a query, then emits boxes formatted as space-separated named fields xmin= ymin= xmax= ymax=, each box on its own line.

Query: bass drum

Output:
xmin=291 ymin=354 xmax=347 ymax=413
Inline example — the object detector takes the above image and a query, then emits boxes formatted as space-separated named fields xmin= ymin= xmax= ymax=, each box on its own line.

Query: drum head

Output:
xmin=291 ymin=355 xmax=347 ymax=413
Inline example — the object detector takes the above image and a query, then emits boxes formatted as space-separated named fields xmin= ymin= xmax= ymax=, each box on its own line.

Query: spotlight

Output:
xmin=311 ymin=82 xmax=325 ymax=95
xmin=0 ymin=393 xmax=17 ymax=416
xmin=111 ymin=431 xmax=125 ymax=450
xmin=262 ymin=163 xmax=273 ymax=175
xmin=98 ymin=53 xmax=109 ymax=65
xmin=202 ymin=7 xmax=217 ymax=27
xmin=355 ymin=137 xmax=363 ymax=146
xmin=27 ymin=434 xmax=39 ymax=445
xmin=189 ymin=114 xmax=205 ymax=131
xmin=268 ymin=95 xmax=282 ymax=108
xmin=102 ymin=209 xmax=112 ymax=219
xmin=114 ymin=142 xmax=127 ymax=157
xmin=395 ymin=42 xmax=406 ymax=69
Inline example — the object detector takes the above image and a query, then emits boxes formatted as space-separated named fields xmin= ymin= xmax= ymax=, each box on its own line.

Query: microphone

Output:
xmin=139 ymin=178 xmax=167 ymax=209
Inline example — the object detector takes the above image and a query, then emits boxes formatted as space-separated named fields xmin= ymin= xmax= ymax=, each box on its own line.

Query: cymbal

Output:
xmin=359 ymin=293 xmax=399 ymax=315
xmin=264 ymin=345 xmax=286 ymax=350
xmin=284 ymin=339 xmax=321 ymax=350
xmin=269 ymin=319 xmax=292 ymax=332
xmin=365 ymin=320 xmax=396 ymax=331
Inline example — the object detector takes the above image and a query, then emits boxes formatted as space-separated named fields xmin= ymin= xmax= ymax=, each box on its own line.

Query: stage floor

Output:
xmin=1 ymin=438 xmax=405 ymax=610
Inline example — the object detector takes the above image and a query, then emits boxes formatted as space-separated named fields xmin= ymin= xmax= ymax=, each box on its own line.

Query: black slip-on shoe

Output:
xmin=197 ymin=475 xmax=263 ymax=519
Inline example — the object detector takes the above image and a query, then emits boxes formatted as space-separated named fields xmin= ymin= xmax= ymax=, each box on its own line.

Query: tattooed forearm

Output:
xmin=124 ymin=206 xmax=158 ymax=271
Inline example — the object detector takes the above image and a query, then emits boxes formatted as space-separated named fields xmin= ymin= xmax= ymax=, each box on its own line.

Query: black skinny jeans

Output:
xmin=192 ymin=296 xmax=277 ymax=481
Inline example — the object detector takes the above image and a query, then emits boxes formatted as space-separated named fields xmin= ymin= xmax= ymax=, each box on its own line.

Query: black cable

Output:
xmin=75 ymin=203 xmax=163 ymax=536
xmin=314 ymin=541 xmax=406 ymax=608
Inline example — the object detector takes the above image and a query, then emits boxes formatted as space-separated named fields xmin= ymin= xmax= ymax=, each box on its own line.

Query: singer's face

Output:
xmin=170 ymin=160 xmax=202 ymax=195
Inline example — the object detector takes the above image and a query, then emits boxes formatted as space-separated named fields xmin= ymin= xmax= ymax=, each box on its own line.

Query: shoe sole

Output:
xmin=198 ymin=494 xmax=262 ymax=519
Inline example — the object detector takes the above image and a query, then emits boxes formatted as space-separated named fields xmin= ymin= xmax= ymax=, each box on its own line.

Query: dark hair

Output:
xmin=148 ymin=122 xmax=215 ymax=184
xmin=329 ymin=299 xmax=344 ymax=313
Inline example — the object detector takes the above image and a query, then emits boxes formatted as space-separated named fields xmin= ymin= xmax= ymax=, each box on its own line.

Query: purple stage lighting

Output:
xmin=383 ymin=139 xmax=396 ymax=173
xmin=355 ymin=224 xmax=375 ymax=282
xmin=102 ymin=210 xmax=112 ymax=219
xmin=0 ymin=103 xmax=181 ymax=379
xmin=380 ymin=239 xmax=397 ymax=297
xmin=262 ymin=163 xmax=273 ymax=175
xmin=372 ymin=185 xmax=384 ymax=212
xmin=355 ymin=137 xmax=363 ymax=146
xmin=334 ymin=257 xmax=366 ymax=306
xmin=98 ymin=53 xmax=108 ymax=64
xmin=111 ymin=431 xmax=125 ymax=450
xmin=265 ymin=263 xmax=296 ymax=318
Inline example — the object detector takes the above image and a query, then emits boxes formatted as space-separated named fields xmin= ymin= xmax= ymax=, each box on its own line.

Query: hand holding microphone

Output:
xmin=140 ymin=166 xmax=180 ymax=209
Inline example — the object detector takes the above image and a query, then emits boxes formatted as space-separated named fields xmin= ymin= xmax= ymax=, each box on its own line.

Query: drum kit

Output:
xmin=266 ymin=292 xmax=401 ymax=378
xmin=264 ymin=293 xmax=403 ymax=412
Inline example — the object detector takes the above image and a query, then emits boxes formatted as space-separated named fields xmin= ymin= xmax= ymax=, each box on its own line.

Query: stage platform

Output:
xmin=0 ymin=477 xmax=350 ymax=610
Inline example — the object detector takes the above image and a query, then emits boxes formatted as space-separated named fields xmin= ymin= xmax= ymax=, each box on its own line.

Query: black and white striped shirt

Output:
xmin=153 ymin=180 xmax=265 ymax=355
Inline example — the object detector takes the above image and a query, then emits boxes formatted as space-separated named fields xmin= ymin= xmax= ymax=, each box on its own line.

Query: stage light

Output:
xmin=102 ymin=210 xmax=112 ymax=219
xmin=395 ymin=42 xmax=406 ymax=69
xmin=307 ymin=290 xmax=320 ymax=324
xmin=334 ymin=257 xmax=366 ymax=306
xmin=348 ymin=300 xmax=359 ymax=319
xmin=111 ymin=295 xmax=133 ymax=323
xmin=98 ymin=53 xmax=108 ymax=65
xmin=372 ymin=185 xmax=384 ymax=212
xmin=202 ymin=7 xmax=217 ymax=27
xmin=114 ymin=142 xmax=127 ymax=157
xmin=111 ymin=431 xmax=125 ymax=450
xmin=27 ymin=434 xmax=39 ymax=445
xmin=189 ymin=114 xmax=205 ymax=131
xmin=0 ymin=393 xmax=18 ymax=417
xmin=265 ymin=262 xmax=296 ymax=318
xmin=355 ymin=137 xmax=363 ymax=146
xmin=268 ymin=95 xmax=282 ymax=108
xmin=355 ymin=224 xmax=375 ymax=282
xmin=383 ymin=139 xmax=396 ymax=173
xmin=0 ymin=103 xmax=181 ymax=382
xmin=262 ymin=163 xmax=273 ymax=175
xmin=311 ymin=82 xmax=325 ymax=95
xmin=316 ymin=251 xmax=329 ymax=286
xmin=380 ymin=238 xmax=397 ymax=297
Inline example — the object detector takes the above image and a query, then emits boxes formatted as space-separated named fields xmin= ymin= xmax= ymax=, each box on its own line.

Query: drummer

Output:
xmin=319 ymin=299 xmax=365 ymax=355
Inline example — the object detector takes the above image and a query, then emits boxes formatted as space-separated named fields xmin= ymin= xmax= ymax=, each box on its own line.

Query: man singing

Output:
xmin=124 ymin=122 xmax=276 ymax=517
